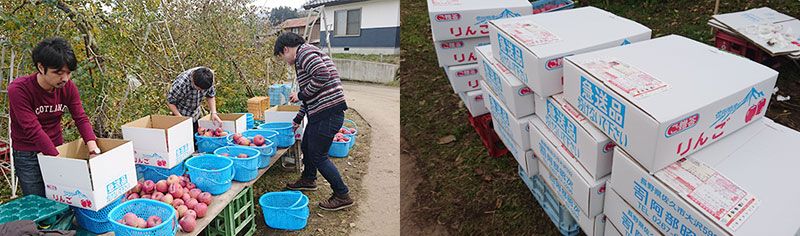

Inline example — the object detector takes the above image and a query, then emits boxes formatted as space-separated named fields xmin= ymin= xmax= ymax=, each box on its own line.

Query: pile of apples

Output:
xmin=332 ymin=127 xmax=355 ymax=142
xmin=123 ymin=175 xmax=213 ymax=232
xmin=231 ymin=133 xmax=268 ymax=147
xmin=532 ymin=3 xmax=566 ymax=14
xmin=197 ymin=127 xmax=228 ymax=137
xmin=219 ymin=152 xmax=250 ymax=159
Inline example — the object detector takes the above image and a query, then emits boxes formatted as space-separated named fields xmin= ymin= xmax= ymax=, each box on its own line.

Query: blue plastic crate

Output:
xmin=518 ymin=166 xmax=580 ymax=236
xmin=531 ymin=0 xmax=574 ymax=14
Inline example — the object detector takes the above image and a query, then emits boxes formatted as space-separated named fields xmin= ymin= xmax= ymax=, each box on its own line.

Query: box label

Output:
xmin=486 ymin=92 xmax=510 ymax=129
xmin=621 ymin=209 xmax=657 ymax=236
xmin=538 ymin=140 xmax=574 ymax=195
xmin=497 ymin=33 xmax=528 ymax=83
xmin=435 ymin=13 xmax=461 ymax=22
xmin=482 ymin=61 xmax=506 ymax=104
xmin=499 ymin=22 xmax=560 ymax=46
xmin=105 ymin=173 xmax=131 ymax=202
xmin=631 ymin=177 xmax=719 ymax=236
xmin=655 ymin=158 xmax=759 ymax=232
xmin=545 ymin=100 xmax=580 ymax=159
xmin=440 ymin=41 xmax=464 ymax=49
xmin=578 ymin=76 xmax=628 ymax=147
xmin=580 ymin=57 xmax=669 ymax=99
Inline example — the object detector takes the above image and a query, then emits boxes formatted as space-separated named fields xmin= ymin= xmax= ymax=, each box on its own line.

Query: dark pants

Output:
xmin=13 ymin=150 xmax=46 ymax=197
xmin=301 ymin=110 xmax=349 ymax=195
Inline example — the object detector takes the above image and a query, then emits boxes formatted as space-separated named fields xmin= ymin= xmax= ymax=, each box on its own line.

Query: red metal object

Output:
xmin=467 ymin=112 xmax=509 ymax=158
xmin=714 ymin=29 xmax=789 ymax=69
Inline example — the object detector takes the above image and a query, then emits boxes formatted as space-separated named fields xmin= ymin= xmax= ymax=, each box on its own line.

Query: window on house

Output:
xmin=334 ymin=9 xmax=361 ymax=36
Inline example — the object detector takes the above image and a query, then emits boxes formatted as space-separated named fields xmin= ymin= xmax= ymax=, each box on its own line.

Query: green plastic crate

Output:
xmin=0 ymin=195 xmax=73 ymax=230
xmin=201 ymin=186 xmax=257 ymax=236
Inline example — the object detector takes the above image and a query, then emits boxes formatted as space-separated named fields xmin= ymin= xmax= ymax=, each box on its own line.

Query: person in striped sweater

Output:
xmin=274 ymin=32 xmax=354 ymax=211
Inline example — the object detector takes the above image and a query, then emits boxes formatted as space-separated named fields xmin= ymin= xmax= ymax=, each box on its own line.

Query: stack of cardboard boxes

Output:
xmin=425 ymin=2 xmax=800 ymax=235
xmin=479 ymin=7 xmax=652 ymax=236
xmin=427 ymin=0 xmax=532 ymax=117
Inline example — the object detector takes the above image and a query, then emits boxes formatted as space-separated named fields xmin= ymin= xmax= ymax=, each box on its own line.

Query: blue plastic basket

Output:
xmin=107 ymin=199 xmax=177 ymax=236
xmin=531 ymin=0 xmax=574 ymax=14
xmin=213 ymin=146 xmax=261 ymax=182
xmin=518 ymin=167 xmax=580 ymax=236
xmin=195 ymin=131 xmax=233 ymax=153
xmin=228 ymin=130 xmax=278 ymax=168
xmin=185 ymin=155 xmax=235 ymax=195
xmin=135 ymin=161 xmax=185 ymax=183
xmin=259 ymin=191 xmax=309 ymax=231
xmin=328 ymin=140 xmax=350 ymax=158
xmin=342 ymin=119 xmax=358 ymax=148
xmin=258 ymin=122 xmax=295 ymax=148
xmin=74 ymin=195 xmax=127 ymax=234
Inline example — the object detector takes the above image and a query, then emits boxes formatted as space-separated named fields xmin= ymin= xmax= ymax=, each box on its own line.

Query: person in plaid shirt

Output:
xmin=166 ymin=67 xmax=222 ymax=130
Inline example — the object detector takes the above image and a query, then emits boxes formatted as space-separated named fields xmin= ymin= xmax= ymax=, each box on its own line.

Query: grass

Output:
xmin=332 ymin=53 xmax=401 ymax=65
xmin=400 ymin=0 xmax=800 ymax=235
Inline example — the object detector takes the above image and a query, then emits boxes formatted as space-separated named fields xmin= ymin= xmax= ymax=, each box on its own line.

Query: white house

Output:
xmin=302 ymin=0 xmax=400 ymax=55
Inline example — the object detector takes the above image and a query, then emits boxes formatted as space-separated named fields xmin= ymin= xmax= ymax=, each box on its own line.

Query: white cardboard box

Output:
xmin=562 ymin=35 xmax=778 ymax=173
xmin=427 ymin=0 xmax=532 ymax=41
xmin=489 ymin=6 xmax=651 ymax=97
xmin=198 ymin=113 xmax=247 ymax=134
xmin=530 ymin=115 xmax=608 ymax=217
xmin=121 ymin=115 xmax=194 ymax=168
xmin=446 ymin=63 xmax=482 ymax=93
xmin=459 ymin=89 xmax=488 ymax=116
xmin=538 ymin=160 xmax=606 ymax=236
xmin=481 ymin=80 xmax=534 ymax=150
xmin=610 ymin=118 xmax=800 ymax=236
xmin=475 ymin=45 xmax=536 ymax=118
xmin=604 ymin=185 xmax=662 ymax=236
xmin=541 ymin=94 xmax=615 ymax=180
xmin=38 ymin=138 xmax=137 ymax=211
xmin=605 ymin=218 xmax=623 ymax=236
xmin=490 ymin=112 xmax=528 ymax=167
xmin=434 ymin=37 xmax=491 ymax=67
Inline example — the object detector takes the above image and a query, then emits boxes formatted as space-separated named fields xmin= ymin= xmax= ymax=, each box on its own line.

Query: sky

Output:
xmin=249 ymin=0 xmax=307 ymax=10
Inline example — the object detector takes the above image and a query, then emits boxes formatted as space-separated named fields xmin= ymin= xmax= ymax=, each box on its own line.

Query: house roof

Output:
xmin=277 ymin=16 xmax=318 ymax=29
xmin=302 ymin=0 xmax=369 ymax=9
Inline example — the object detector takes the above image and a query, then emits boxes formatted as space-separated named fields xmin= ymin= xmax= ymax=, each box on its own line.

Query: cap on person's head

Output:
xmin=273 ymin=32 xmax=306 ymax=56
xmin=193 ymin=67 xmax=214 ymax=90
xmin=31 ymin=37 xmax=77 ymax=74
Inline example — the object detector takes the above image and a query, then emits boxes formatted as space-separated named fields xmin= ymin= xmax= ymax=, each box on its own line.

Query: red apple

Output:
xmin=179 ymin=215 xmax=197 ymax=232
xmin=197 ymin=127 xmax=205 ymax=135
xmin=253 ymin=135 xmax=265 ymax=146
xmin=197 ymin=192 xmax=212 ymax=205
xmin=182 ymin=192 xmax=191 ymax=203
xmin=142 ymin=180 xmax=155 ymax=194
xmin=238 ymin=153 xmax=248 ymax=159
xmin=238 ymin=137 xmax=250 ymax=146
xmin=128 ymin=193 xmax=139 ymax=200
xmin=177 ymin=205 xmax=189 ymax=218
xmin=132 ymin=182 xmax=142 ymax=193
xmin=194 ymin=203 xmax=208 ymax=218
xmin=219 ymin=131 xmax=228 ymax=136
xmin=155 ymin=180 xmax=168 ymax=193
xmin=186 ymin=198 xmax=198 ymax=209
xmin=122 ymin=213 xmax=138 ymax=226
xmin=249 ymin=143 xmax=256 ymax=147
xmin=349 ymin=128 xmax=356 ymax=134
xmin=169 ymin=183 xmax=184 ymax=198
xmin=151 ymin=192 xmax=165 ymax=202
xmin=214 ymin=128 xmax=223 ymax=136
xmin=146 ymin=215 xmax=163 ymax=228
xmin=232 ymin=133 xmax=243 ymax=141
xmin=172 ymin=199 xmax=185 ymax=207
xmin=185 ymin=209 xmax=197 ymax=219
xmin=167 ymin=175 xmax=181 ymax=185
xmin=219 ymin=153 xmax=230 ymax=157
xmin=161 ymin=193 xmax=174 ymax=205
xmin=186 ymin=182 xmax=197 ymax=190
xmin=189 ymin=188 xmax=202 ymax=198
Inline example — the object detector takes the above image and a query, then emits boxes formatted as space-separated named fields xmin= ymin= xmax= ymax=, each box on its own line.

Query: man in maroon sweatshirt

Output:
xmin=9 ymin=37 xmax=99 ymax=197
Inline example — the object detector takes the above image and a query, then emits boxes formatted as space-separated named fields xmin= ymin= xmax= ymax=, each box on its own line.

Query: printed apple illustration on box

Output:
xmin=745 ymin=98 xmax=767 ymax=123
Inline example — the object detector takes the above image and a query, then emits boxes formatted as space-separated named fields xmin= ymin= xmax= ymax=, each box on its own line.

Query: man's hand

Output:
xmin=292 ymin=121 xmax=300 ymax=133
xmin=87 ymin=140 xmax=100 ymax=159
xmin=211 ymin=113 xmax=223 ymax=128
xmin=289 ymin=92 xmax=299 ymax=103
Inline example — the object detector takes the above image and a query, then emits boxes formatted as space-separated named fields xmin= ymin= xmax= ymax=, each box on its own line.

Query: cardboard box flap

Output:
xmin=200 ymin=113 xmax=245 ymax=122
xmin=87 ymin=140 xmax=135 ymax=193
xmin=165 ymin=118 xmax=193 ymax=154
xmin=490 ymin=6 xmax=652 ymax=59
xmin=565 ymin=35 xmax=779 ymax=122
xmin=121 ymin=116 xmax=169 ymax=152
xmin=268 ymin=105 xmax=300 ymax=112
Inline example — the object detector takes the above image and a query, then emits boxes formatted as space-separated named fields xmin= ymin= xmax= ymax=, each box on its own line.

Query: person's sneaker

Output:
xmin=319 ymin=193 xmax=355 ymax=211
xmin=286 ymin=178 xmax=317 ymax=191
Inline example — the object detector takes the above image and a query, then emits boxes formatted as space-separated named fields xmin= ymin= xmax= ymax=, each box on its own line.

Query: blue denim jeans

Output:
xmin=13 ymin=150 xmax=46 ymax=197
xmin=301 ymin=110 xmax=349 ymax=195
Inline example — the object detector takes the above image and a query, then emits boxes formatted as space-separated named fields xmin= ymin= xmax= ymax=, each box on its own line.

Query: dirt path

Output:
xmin=342 ymin=81 xmax=401 ymax=236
